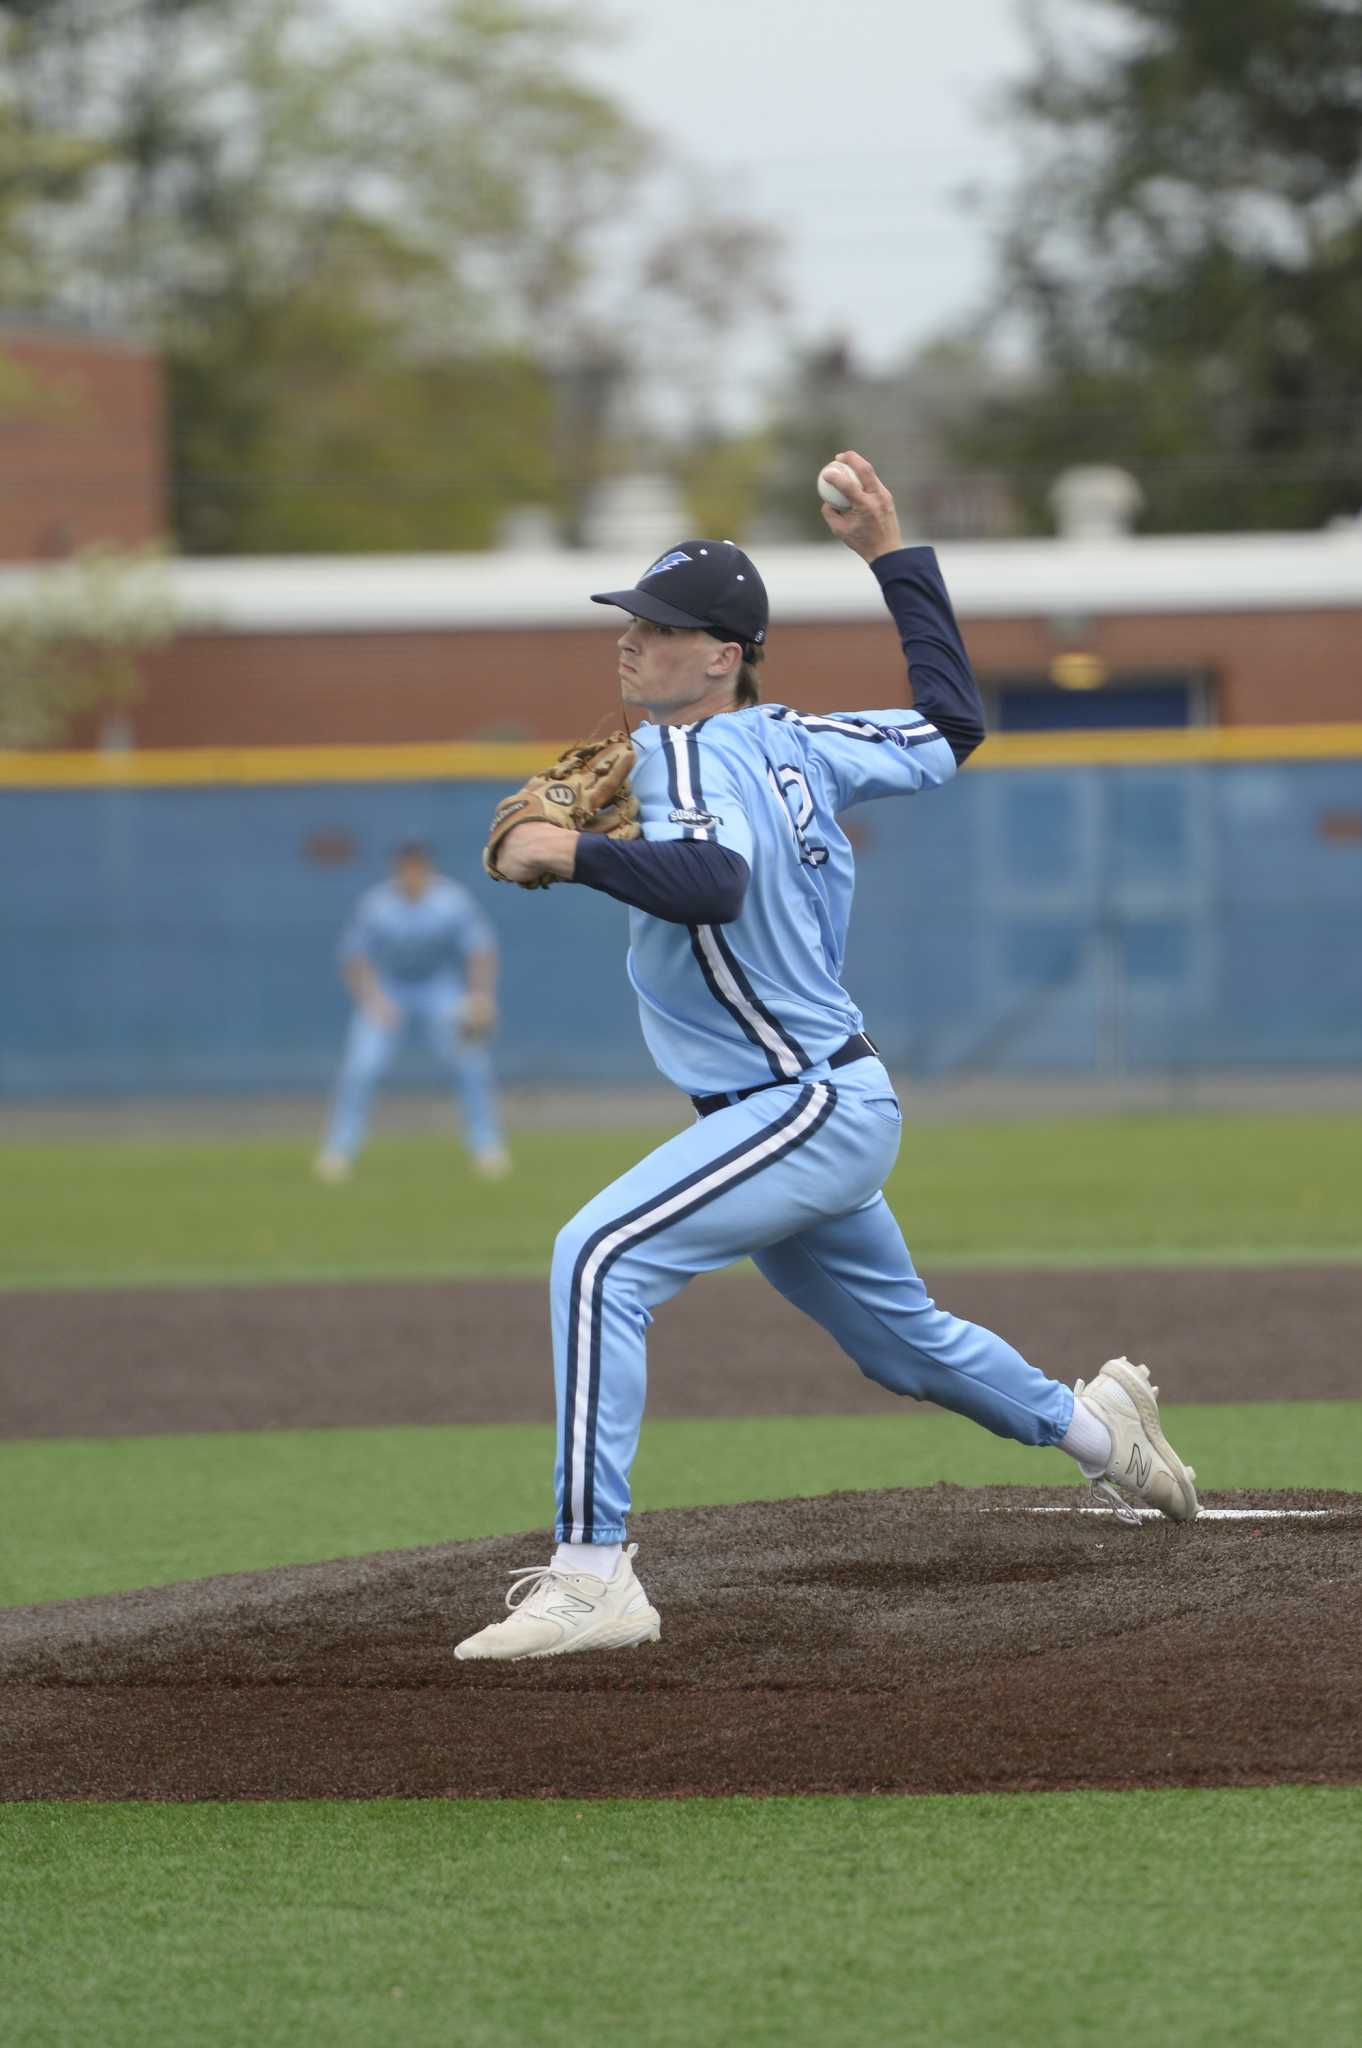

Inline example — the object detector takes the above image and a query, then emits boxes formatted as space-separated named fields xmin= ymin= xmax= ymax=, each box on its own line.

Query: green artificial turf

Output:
xmin=2 ymin=1110 xmax=1359 ymax=1289
xmin=6 ymin=1789 xmax=1360 ymax=2048
xmin=1 ymin=1400 xmax=1355 ymax=1607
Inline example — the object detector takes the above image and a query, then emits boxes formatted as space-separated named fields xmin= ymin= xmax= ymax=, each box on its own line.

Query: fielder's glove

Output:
xmin=482 ymin=731 xmax=640 ymax=889
xmin=458 ymin=988 xmax=497 ymax=1041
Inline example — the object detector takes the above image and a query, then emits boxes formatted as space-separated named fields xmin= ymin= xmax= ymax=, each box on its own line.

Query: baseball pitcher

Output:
xmin=456 ymin=450 xmax=1197 ymax=1661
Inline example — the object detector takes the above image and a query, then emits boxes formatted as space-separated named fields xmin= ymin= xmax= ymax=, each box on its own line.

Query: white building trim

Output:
xmin=0 ymin=528 xmax=1358 ymax=636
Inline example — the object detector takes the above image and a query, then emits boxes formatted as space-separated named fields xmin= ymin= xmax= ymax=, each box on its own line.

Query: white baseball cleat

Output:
xmin=1074 ymin=1356 xmax=1199 ymax=1523
xmin=472 ymin=1144 xmax=512 ymax=1181
xmin=313 ymin=1150 xmax=352 ymax=1184
xmin=454 ymin=1543 xmax=661 ymax=1661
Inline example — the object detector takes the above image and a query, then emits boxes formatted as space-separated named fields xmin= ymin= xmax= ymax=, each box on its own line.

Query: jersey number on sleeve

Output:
xmin=766 ymin=764 xmax=829 ymax=868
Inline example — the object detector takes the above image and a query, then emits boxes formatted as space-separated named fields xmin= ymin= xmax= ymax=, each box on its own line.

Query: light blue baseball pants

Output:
xmin=324 ymin=975 xmax=503 ymax=1161
xmin=552 ymin=1056 xmax=1074 ymax=1544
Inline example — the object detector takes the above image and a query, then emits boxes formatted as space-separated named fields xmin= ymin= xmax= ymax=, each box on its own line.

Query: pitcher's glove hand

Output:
xmin=482 ymin=731 xmax=640 ymax=889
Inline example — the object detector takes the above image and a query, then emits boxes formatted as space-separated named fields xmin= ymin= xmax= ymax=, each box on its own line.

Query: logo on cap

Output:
xmin=643 ymin=550 xmax=693 ymax=579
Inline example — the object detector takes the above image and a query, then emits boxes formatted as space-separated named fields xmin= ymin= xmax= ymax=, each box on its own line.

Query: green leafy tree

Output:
xmin=0 ymin=547 xmax=178 ymax=746
xmin=964 ymin=0 xmax=1362 ymax=531
xmin=0 ymin=1 xmax=583 ymax=549
xmin=1 ymin=0 xmax=787 ymax=552
xmin=0 ymin=12 xmax=101 ymax=304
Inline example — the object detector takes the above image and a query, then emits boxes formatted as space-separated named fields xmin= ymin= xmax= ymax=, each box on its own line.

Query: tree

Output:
xmin=963 ymin=0 xmax=1362 ymax=531
xmin=0 ymin=12 xmax=101 ymax=306
xmin=0 ymin=0 xmax=789 ymax=552
xmin=0 ymin=548 xmax=178 ymax=746
xmin=0 ymin=1 xmax=585 ymax=547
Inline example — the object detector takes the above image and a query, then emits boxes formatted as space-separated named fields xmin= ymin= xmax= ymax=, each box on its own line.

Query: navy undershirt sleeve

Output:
xmin=573 ymin=834 xmax=749 ymax=925
xmin=871 ymin=545 xmax=986 ymax=764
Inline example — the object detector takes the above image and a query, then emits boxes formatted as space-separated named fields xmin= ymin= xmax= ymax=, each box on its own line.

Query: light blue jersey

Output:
xmin=626 ymin=704 xmax=957 ymax=1094
xmin=325 ymin=874 xmax=503 ymax=1165
xmin=341 ymin=877 xmax=491 ymax=989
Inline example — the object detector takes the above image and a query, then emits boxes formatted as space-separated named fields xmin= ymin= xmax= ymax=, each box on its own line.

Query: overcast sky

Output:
xmin=575 ymin=0 xmax=1037 ymax=371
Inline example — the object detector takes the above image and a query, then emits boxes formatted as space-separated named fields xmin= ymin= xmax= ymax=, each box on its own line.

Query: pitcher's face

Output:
xmin=615 ymin=618 xmax=739 ymax=718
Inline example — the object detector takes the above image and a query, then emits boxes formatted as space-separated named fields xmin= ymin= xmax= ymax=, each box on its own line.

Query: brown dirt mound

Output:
xmin=3 ymin=1487 xmax=1359 ymax=1801
xmin=5 ymin=1263 xmax=1360 ymax=1438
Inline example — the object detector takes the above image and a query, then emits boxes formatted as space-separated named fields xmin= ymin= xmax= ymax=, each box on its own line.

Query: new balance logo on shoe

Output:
xmin=1077 ymin=1358 xmax=1198 ymax=1525
xmin=454 ymin=1543 xmax=661 ymax=1661
xmin=546 ymin=1589 xmax=599 ymax=1621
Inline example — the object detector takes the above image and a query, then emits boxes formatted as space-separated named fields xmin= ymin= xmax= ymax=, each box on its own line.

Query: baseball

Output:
xmin=817 ymin=461 xmax=856 ymax=510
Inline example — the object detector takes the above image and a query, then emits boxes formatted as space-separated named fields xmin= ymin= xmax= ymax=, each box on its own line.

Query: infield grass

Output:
xmin=7 ymin=1788 xmax=1360 ymax=2048
xmin=2 ymin=1400 xmax=1356 ymax=1607
xmin=3 ymin=1109 xmax=1359 ymax=1289
xmin=5 ymin=1109 xmax=1358 ymax=2044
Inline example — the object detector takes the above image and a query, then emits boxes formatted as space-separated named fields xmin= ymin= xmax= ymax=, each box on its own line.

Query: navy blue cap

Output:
xmin=591 ymin=540 xmax=768 ymax=649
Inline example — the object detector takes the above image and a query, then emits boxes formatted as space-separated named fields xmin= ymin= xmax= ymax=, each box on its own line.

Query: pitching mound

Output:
xmin=4 ymin=1487 xmax=1360 ymax=1801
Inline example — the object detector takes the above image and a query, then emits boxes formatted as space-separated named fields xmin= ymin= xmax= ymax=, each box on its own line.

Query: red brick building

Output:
xmin=17 ymin=530 xmax=1355 ymax=749
xmin=0 ymin=324 xmax=167 ymax=560
xmin=0 ymin=330 xmax=1356 ymax=747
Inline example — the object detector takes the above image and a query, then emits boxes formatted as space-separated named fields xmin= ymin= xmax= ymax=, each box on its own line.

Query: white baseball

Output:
xmin=817 ymin=462 xmax=856 ymax=510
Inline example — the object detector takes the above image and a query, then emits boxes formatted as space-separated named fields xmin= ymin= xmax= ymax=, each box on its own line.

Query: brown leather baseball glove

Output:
xmin=482 ymin=730 xmax=641 ymax=889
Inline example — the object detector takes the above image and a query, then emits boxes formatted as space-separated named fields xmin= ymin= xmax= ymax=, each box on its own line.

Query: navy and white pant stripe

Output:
xmin=550 ymin=1056 xmax=1073 ymax=1548
xmin=559 ymin=1080 xmax=836 ymax=1542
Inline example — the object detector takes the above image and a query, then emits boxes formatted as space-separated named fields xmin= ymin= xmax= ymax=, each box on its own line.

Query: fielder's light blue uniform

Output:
xmin=554 ymin=701 xmax=1073 ymax=1545
xmin=324 ymin=876 xmax=503 ymax=1162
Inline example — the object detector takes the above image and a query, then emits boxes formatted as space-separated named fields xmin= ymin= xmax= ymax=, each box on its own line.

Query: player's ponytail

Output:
xmin=733 ymin=645 xmax=764 ymax=709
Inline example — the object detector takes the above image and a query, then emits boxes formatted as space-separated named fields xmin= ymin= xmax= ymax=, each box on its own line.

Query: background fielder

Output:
xmin=456 ymin=450 xmax=1198 ymax=1661
xmin=317 ymin=841 xmax=508 ymax=1182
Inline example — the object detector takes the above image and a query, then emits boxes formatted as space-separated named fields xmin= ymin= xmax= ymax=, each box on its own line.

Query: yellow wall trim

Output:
xmin=3 ymin=724 xmax=1362 ymax=788
xmin=972 ymin=723 xmax=1362 ymax=768
xmin=0 ymin=742 xmax=552 ymax=788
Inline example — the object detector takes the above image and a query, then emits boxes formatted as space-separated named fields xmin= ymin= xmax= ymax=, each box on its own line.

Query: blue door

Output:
xmin=991 ymin=675 xmax=1202 ymax=730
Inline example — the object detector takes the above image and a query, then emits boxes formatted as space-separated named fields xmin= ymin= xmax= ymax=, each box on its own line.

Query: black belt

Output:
xmin=690 ymin=1032 xmax=878 ymax=1118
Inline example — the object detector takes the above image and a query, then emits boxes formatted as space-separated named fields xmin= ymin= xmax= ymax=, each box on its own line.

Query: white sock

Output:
xmin=1060 ymin=1395 xmax=1113 ymax=1479
xmin=552 ymin=1540 xmax=623 ymax=1582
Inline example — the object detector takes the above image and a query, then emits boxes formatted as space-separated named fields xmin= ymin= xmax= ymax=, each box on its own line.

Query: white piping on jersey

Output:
xmin=692 ymin=923 xmax=804 ymax=1078
xmin=763 ymin=706 xmax=943 ymax=745
xmin=665 ymin=724 xmax=712 ymax=840
xmin=564 ymin=1081 xmax=833 ymax=1540
xmin=663 ymin=720 xmax=807 ymax=1078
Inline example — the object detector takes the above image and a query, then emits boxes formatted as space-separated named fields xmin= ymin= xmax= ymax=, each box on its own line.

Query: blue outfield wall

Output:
xmin=2 ymin=758 xmax=1361 ymax=1097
